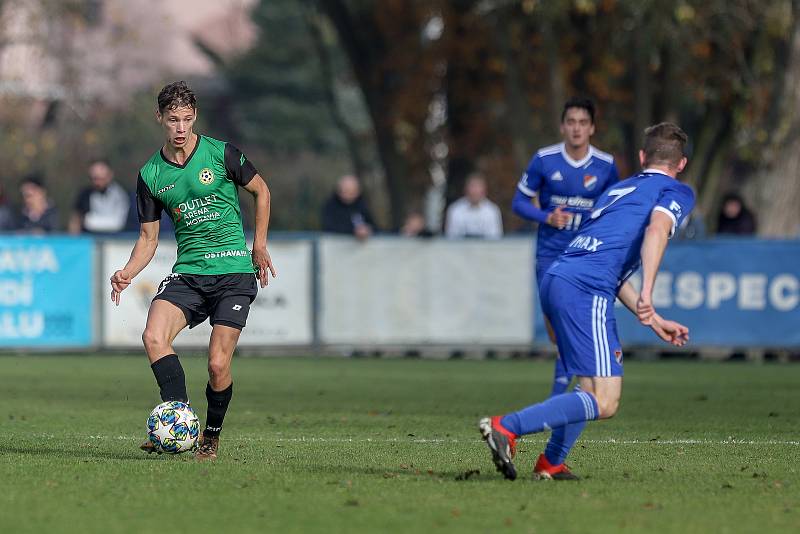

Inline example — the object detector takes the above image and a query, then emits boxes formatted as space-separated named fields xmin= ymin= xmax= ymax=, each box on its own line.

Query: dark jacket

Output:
xmin=321 ymin=194 xmax=376 ymax=234
xmin=0 ymin=205 xmax=16 ymax=231
xmin=717 ymin=195 xmax=757 ymax=235
xmin=18 ymin=205 xmax=60 ymax=233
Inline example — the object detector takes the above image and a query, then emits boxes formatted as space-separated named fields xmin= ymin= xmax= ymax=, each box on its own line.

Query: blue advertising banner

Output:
xmin=0 ymin=236 xmax=94 ymax=348
xmin=535 ymin=239 xmax=800 ymax=347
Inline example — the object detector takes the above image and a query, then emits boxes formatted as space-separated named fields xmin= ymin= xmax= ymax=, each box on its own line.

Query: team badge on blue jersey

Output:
xmin=583 ymin=174 xmax=598 ymax=190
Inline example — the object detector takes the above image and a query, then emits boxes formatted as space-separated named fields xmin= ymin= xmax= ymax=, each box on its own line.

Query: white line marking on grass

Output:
xmin=68 ymin=435 xmax=800 ymax=446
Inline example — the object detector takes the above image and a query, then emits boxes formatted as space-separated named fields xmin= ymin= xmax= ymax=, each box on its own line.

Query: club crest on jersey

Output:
xmin=198 ymin=168 xmax=215 ymax=185
xmin=583 ymin=174 xmax=598 ymax=190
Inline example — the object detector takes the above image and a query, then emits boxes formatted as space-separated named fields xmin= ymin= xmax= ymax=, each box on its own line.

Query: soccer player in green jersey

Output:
xmin=109 ymin=81 xmax=276 ymax=461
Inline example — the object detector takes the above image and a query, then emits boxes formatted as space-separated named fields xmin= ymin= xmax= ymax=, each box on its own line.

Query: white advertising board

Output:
xmin=102 ymin=240 xmax=312 ymax=347
xmin=319 ymin=237 xmax=533 ymax=345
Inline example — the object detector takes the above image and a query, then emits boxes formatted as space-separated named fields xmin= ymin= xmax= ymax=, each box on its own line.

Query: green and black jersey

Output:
xmin=137 ymin=135 xmax=259 ymax=275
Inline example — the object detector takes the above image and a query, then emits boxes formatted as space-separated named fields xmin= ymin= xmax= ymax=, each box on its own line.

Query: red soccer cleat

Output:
xmin=533 ymin=453 xmax=579 ymax=480
xmin=478 ymin=416 xmax=518 ymax=480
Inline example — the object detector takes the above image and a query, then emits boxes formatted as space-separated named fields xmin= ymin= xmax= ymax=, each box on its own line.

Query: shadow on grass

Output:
xmin=0 ymin=443 xmax=165 ymax=462
xmin=296 ymin=462 xmax=505 ymax=482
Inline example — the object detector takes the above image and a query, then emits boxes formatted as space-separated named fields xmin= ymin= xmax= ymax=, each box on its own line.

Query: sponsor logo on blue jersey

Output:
xmin=568 ymin=234 xmax=604 ymax=252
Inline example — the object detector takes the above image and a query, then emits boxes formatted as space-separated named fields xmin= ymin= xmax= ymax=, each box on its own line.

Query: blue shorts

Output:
xmin=540 ymin=273 xmax=624 ymax=377
xmin=535 ymin=255 xmax=557 ymax=289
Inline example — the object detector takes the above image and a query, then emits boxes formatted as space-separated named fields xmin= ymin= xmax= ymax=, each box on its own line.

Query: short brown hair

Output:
xmin=642 ymin=122 xmax=688 ymax=168
xmin=157 ymin=81 xmax=197 ymax=113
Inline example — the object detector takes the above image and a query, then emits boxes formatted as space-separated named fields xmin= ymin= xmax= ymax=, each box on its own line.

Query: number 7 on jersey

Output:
xmin=591 ymin=186 xmax=636 ymax=219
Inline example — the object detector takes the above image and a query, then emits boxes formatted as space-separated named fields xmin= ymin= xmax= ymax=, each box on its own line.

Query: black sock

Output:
xmin=150 ymin=354 xmax=187 ymax=402
xmin=204 ymin=382 xmax=233 ymax=437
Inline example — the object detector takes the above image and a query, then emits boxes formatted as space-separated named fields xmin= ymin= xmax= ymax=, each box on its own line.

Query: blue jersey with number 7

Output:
xmin=546 ymin=169 xmax=695 ymax=298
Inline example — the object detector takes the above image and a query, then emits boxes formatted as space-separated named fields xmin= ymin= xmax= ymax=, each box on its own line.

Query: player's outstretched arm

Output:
xmin=637 ymin=211 xmax=673 ymax=324
xmin=110 ymin=221 xmax=160 ymax=306
xmin=243 ymin=174 xmax=277 ymax=288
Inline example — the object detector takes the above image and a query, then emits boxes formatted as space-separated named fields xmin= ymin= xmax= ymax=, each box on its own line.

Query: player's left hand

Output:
xmin=252 ymin=247 xmax=277 ymax=288
xmin=650 ymin=314 xmax=690 ymax=346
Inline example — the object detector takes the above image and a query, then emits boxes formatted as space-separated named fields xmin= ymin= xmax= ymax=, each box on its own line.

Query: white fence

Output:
xmin=97 ymin=236 xmax=534 ymax=349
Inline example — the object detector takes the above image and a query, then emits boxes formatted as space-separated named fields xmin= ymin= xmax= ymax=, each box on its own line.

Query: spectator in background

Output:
xmin=0 ymin=182 xmax=16 ymax=231
xmin=68 ymin=159 xmax=130 ymax=234
xmin=445 ymin=173 xmax=503 ymax=239
xmin=399 ymin=211 xmax=433 ymax=238
xmin=322 ymin=174 xmax=376 ymax=240
xmin=17 ymin=175 xmax=59 ymax=234
xmin=716 ymin=192 xmax=757 ymax=235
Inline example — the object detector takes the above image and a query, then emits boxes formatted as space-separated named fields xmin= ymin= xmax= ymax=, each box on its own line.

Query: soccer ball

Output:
xmin=146 ymin=401 xmax=200 ymax=454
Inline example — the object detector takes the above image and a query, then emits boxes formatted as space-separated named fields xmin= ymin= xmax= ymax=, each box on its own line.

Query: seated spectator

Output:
xmin=716 ymin=192 xmax=757 ymax=235
xmin=399 ymin=211 xmax=433 ymax=238
xmin=445 ymin=173 xmax=503 ymax=239
xmin=17 ymin=175 xmax=59 ymax=234
xmin=68 ymin=159 xmax=130 ymax=234
xmin=321 ymin=175 xmax=376 ymax=241
xmin=0 ymin=182 xmax=16 ymax=231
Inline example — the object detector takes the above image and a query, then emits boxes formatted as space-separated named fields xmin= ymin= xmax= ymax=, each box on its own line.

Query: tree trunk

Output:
xmin=752 ymin=13 xmax=800 ymax=237
xmin=317 ymin=0 xmax=409 ymax=228
xmin=305 ymin=8 xmax=367 ymax=180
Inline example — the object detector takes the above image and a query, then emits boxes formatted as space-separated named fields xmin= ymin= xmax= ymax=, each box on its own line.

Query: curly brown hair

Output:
xmin=157 ymin=81 xmax=197 ymax=113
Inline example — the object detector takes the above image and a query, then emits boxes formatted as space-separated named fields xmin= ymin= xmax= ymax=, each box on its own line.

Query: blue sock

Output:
xmin=550 ymin=355 xmax=572 ymax=396
xmin=544 ymin=386 xmax=588 ymax=465
xmin=501 ymin=391 xmax=598 ymax=436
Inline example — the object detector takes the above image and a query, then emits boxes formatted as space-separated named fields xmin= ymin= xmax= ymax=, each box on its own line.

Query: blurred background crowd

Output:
xmin=0 ymin=0 xmax=797 ymax=239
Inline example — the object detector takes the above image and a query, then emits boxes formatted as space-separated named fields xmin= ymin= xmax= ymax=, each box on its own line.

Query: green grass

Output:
xmin=0 ymin=355 xmax=798 ymax=533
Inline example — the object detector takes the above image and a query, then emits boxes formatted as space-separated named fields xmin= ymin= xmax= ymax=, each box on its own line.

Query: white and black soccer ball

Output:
xmin=146 ymin=401 xmax=200 ymax=454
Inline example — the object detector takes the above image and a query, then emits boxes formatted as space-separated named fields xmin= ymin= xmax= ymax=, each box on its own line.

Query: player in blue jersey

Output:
xmin=513 ymin=97 xmax=618 ymax=479
xmin=480 ymin=122 xmax=694 ymax=481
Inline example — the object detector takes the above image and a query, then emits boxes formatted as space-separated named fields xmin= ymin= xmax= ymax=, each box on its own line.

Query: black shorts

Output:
xmin=153 ymin=273 xmax=258 ymax=330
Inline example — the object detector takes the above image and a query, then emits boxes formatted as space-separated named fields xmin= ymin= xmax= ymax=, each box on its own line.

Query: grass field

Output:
xmin=0 ymin=355 xmax=798 ymax=533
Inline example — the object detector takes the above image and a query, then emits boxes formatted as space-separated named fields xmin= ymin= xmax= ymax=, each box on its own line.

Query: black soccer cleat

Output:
xmin=479 ymin=416 xmax=518 ymax=481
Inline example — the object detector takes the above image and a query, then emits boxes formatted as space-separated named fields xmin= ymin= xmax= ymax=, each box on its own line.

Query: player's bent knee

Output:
xmin=207 ymin=359 xmax=230 ymax=381
xmin=596 ymin=397 xmax=620 ymax=419
xmin=142 ymin=328 xmax=166 ymax=353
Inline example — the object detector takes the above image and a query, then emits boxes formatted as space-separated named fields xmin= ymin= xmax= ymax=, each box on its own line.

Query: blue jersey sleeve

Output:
xmin=518 ymin=155 xmax=544 ymax=197
xmin=653 ymin=183 xmax=695 ymax=238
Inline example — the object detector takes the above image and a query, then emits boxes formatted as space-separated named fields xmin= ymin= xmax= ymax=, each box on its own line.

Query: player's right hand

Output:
xmin=546 ymin=207 xmax=571 ymax=229
xmin=650 ymin=313 xmax=690 ymax=346
xmin=110 ymin=269 xmax=132 ymax=306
